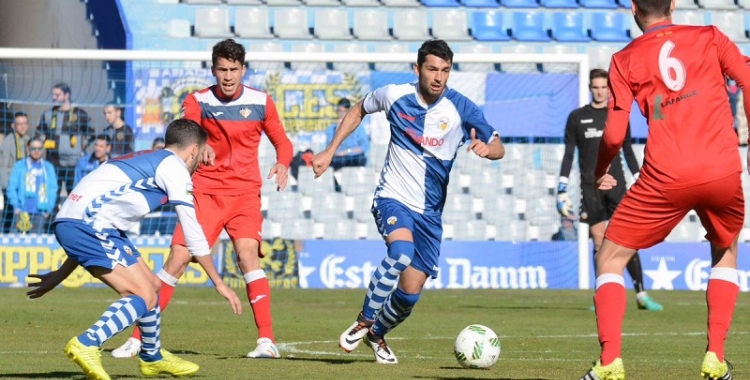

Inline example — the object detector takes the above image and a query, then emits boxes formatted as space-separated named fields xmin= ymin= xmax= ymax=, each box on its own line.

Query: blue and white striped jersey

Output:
xmin=55 ymin=149 xmax=210 ymax=257
xmin=363 ymin=83 xmax=498 ymax=215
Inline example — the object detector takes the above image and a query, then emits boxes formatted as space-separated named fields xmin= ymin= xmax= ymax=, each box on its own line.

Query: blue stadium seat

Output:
xmin=421 ymin=0 xmax=461 ymax=6
xmin=471 ymin=11 xmax=511 ymax=41
xmin=460 ymin=0 xmax=499 ymax=6
xmin=512 ymin=12 xmax=550 ymax=41
xmin=580 ymin=0 xmax=619 ymax=8
xmin=540 ymin=0 xmax=579 ymax=8
xmin=552 ymin=12 xmax=590 ymax=42
xmin=591 ymin=12 xmax=630 ymax=42
xmin=500 ymin=0 xmax=540 ymax=7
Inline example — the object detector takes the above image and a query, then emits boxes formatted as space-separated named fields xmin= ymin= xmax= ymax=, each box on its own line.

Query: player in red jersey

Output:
xmin=579 ymin=1 xmax=750 ymax=379
xmin=112 ymin=39 xmax=293 ymax=359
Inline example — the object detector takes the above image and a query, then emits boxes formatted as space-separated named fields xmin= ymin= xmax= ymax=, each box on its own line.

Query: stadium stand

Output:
xmin=2 ymin=0 xmax=749 ymax=243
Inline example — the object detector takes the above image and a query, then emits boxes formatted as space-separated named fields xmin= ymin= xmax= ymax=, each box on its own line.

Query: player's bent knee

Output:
xmin=387 ymin=240 xmax=415 ymax=268
xmin=164 ymin=244 xmax=191 ymax=277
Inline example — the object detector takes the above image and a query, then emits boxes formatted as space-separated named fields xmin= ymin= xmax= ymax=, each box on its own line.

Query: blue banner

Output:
xmin=592 ymin=243 xmax=750 ymax=292
xmin=484 ymin=73 xmax=580 ymax=138
xmin=297 ymin=240 xmax=579 ymax=290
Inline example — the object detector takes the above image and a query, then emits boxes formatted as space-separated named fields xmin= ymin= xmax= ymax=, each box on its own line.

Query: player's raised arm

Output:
xmin=312 ymin=99 xmax=368 ymax=177
xmin=716 ymin=27 xmax=750 ymax=171
xmin=462 ymin=103 xmax=504 ymax=160
xmin=595 ymin=58 xmax=632 ymax=184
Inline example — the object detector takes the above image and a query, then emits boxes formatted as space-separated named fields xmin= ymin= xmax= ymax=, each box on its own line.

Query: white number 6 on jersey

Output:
xmin=658 ymin=41 xmax=686 ymax=92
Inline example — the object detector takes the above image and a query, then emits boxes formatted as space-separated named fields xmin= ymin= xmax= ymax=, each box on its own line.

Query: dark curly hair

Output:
xmin=212 ymin=39 xmax=246 ymax=67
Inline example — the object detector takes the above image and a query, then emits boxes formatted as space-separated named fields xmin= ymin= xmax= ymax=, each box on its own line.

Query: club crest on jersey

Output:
xmin=186 ymin=183 xmax=194 ymax=197
xmin=240 ymin=107 xmax=252 ymax=118
xmin=438 ymin=117 xmax=449 ymax=131
xmin=124 ymin=246 xmax=133 ymax=256
xmin=387 ymin=216 xmax=397 ymax=225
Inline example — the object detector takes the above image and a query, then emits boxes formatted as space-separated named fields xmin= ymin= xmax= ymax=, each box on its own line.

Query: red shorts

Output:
xmin=605 ymin=173 xmax=744 ymax=250
xmin=172 ymin=192 xmax=263 ymax=249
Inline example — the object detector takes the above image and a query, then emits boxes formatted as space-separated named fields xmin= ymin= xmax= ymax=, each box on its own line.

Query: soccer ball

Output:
xmin=453 ymin=324 xmax=501 ymax=369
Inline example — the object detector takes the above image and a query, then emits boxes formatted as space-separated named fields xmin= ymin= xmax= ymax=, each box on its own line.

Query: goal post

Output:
xmin=0 ymin=47 xmax=592 ymax=290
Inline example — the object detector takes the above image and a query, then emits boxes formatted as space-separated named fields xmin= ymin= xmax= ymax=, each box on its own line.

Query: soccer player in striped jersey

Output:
xmin=26 ymin=119 xmax=242 ymax=380
xmin=113 ymin=39 xmax=293 ymax=359
xmin=580 ymin=0 xmax=750 ymax=378
xmin=313 ymin=39 xmax=505 ymax=364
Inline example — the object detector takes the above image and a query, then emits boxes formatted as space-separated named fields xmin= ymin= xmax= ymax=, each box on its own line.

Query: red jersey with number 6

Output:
xmin=599 ymin=22 xmax=750 ymax=189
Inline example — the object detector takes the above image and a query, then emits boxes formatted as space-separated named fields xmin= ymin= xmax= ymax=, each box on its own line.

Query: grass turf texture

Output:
xmin=1 ymin=288 xmax=748 ymax=379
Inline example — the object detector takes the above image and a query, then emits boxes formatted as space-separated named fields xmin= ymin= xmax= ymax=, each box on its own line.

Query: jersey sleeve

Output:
xmin=595 ymin=57 xmax=633 ymax=178
xmin=460 ymin=101 xmax=498 ymax=144
xmin=715 ymin=27 xmax=750 ymax=137
xmin=362 ymin=85 xmax=393 ymax=114
xmin=154 ymin=156 xmax=210 ymax=257
xmin=608 ymin=56 xmax=634 ymax=112
xmin=180 ymin=93 xmax=203 ymax=124
xmin=559 ymin=112 xmax=577 ymax=179
xmin=262 ymin=94 xmax=293 ymax=167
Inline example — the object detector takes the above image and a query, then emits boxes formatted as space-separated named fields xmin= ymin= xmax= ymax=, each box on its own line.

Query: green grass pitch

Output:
xmin=1 ymin=288 xmax=748 ymax=379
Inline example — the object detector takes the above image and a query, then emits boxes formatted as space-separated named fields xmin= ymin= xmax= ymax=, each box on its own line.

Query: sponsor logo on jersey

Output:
xmin=584 ymin=128 xmax=603 ymax=139
xmin=405 ymin=128 xmax=445 ymax=147
xmin=580 ymin=118 xmax=594 ymax=124
xmin=397 ymin=112 xmax=416 ymax=122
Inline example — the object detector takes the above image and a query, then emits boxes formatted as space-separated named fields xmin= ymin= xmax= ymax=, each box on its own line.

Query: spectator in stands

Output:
xmin=74 ymin=134 xmax=111 ymax=187
xmin=37 ymin=82 xmax=91 ymax=198
xmin=152 ymin=137 xmax=165 ymax=150
xmin=102 ymin=103 xmax=134 ymax=157
xmin=551 ymin=216 xmax=577 ymax=241
xmin=7 ymin=138 xmax=58 ymax=234
xmin=0 ymin=112 xmax=31 ymax=232
xmin=325 ymin=98 xmax=370 ymax=192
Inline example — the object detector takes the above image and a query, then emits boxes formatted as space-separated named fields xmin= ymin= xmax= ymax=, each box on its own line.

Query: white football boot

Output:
xmin=366 ymin=332 xmax=398 ymax=364
xmin=339 ymin=314 xmax=373 ymax=353
xmin=111 ymin=337 xmax=141 ymax=358
xmin=246 ymin=338 xmax=281 ymax=358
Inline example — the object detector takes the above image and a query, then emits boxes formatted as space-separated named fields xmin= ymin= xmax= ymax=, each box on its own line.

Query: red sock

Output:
xmin=247 ymin=276 xmax=275 ymax=342
xmin=707 ymin=277 xmax=739 ymax=361
xmin=594 ymin=280 xmax=627 ymax=366
xmin=131 ymin=281 xmax=175 ymax=341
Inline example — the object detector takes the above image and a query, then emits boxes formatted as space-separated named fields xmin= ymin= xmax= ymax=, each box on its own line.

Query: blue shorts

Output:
xmin=371 ymin=198 xmax=442 ymax=278
xmin=54 ymin=221 xmax=141 ymax=270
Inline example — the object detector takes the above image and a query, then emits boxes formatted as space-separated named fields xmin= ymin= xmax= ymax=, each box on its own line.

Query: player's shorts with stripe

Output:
xmin=580 ymin=184 xmax=626 ymax=225
xmin=172 ymin=192 xmax=263 ymax=252
xmin=54 ymin=220 xmax=140 ymax=270
xmin=605 ymin=173 xmax=744 ymax=250
xmin=372 ymin=197 xmax=442 ymax=279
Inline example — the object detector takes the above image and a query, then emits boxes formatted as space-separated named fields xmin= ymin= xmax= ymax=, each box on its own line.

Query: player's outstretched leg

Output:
xmin=340 ymin=241 xmax=413 ymax=353
xmin=245 ymin=269 xmax=281 ymax=359
xmin=112 ymin=269 xmax=178 ymax=359
xmin=138 ymin=303 xmax=199 ymax=377
xmin=66 ymin=295 xmax=150 ymax=380
xmin=626 ymin=253 xmax=663 ymax=311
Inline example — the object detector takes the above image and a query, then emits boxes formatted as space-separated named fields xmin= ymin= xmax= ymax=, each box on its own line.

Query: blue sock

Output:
xmin=361 ymin=241 xmax=414 ymax=321
xmin=138 ymin=302 xmax=163 ymax=362
xmin=77 ymin=295 xmax=148 ymax=347
xmin=371 ymin=287 xmax=421 ymax=337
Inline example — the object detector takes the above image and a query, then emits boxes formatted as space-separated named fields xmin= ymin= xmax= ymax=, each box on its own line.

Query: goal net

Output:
xmin=0 ymin=48 xmax=592 ymax=289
